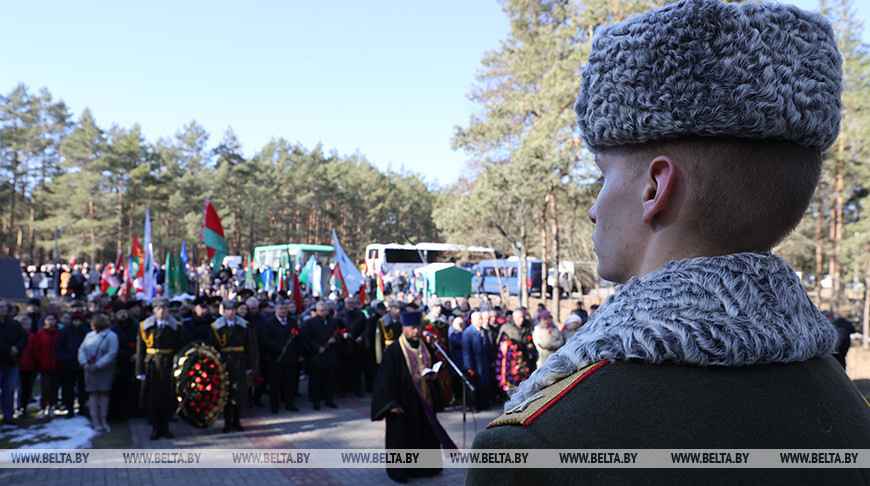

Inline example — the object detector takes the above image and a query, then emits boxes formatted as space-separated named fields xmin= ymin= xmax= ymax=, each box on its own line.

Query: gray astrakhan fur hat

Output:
xmin=575 ymin=0 xmax=842 ymax=153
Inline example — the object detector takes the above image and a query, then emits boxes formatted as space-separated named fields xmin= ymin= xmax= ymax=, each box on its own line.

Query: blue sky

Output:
xmin=1 ymin=1 xmax=867 ymax=187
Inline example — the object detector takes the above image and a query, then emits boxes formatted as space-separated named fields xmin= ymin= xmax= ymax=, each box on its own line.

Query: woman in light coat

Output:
xmin=532 ymin=313 xmax=564 ymax=369
xmin=78 ymin=313 xmax=118 ymax=432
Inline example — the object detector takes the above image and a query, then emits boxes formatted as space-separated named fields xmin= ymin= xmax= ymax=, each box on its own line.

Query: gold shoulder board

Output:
xmin=487 ymin=360 xmax=610 ymax=428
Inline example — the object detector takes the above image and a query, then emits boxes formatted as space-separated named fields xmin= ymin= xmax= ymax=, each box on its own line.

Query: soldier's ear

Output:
xmin=641 ymin=156 xmax=678 ymax=224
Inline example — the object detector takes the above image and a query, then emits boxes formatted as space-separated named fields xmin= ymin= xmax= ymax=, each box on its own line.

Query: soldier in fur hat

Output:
xmin=470 ymin=1 xmax=870 ymax=484
xmin=136 ymin=297 xmax=184 ymax=440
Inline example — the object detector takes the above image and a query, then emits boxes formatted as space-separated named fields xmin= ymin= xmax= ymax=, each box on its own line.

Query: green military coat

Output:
xmin=212 ymin=316 xmax=255 ymax=406
xmin=469 ymin=356 xmax=870 ymax=485
xmin=136 ymin=315 xmax=185 ymax=410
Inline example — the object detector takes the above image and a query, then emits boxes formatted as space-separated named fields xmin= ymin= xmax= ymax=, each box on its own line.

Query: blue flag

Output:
xmin=180 ymin=240 xmax=189 ymax=269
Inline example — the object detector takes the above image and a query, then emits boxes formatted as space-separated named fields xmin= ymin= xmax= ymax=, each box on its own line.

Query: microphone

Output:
xmin=422 ymin=330 xmax=438 ymax=339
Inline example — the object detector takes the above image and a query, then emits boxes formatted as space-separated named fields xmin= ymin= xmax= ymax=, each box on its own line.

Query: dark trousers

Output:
xmin=364 ymin=351 xmax=376 ymax=393
xmin=308 ymin=366 xmax=335 ymax=404
xmin=340 ymin=351 xmax=363 ymax=395
xmin=40 ymin=371 xmax=60 ymax=408
xmin=268 ymin=362 xmax=298 ymax=410
xmin=62 ymin=369 xmax=87 ymax=415
xmin=253 ymin=357 xmax=269 ymax=403
xmin=109 ymin=365 xmax=139 ymax=420
xmin=18 ymin=369 xmax=37 ymax=410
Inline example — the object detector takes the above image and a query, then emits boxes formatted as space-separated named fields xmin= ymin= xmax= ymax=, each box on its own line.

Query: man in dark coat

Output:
xmin=824 ymin=310 xmax=856 ymax=369
xmin=211 ymin=299 xmax=254 ymax=432
xmin=337 ymin=296 xmax=366 ymax=397
xmin=259 ymin=299 xmax=302 ymax=413
xmin=56 ymin=311 xmax=89 ymax=418
xmin=462 ymin=311 xmax=492 ymax=411
xmin=301 ymin=301 xmax=339 ymax=410
xmin=469 ymin=1 xmax=870 ymax=484
xmin=363 ymin=301 xmax=388 ymax=392
xmin=109 ymin=305 xmax=140 ymax=420
xmin=183 ymin=297 xmax=214 ymax=345
xmin=0 ymin=300 xmax=28 ymax=425
xmin=136 ymin=297 xmax=185 ymax=440
xmin=371 ymin=310 xmax=454 ymax=484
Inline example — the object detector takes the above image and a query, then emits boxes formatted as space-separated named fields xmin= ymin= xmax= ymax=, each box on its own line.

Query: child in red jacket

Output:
xmin=34 ymin=314 xmax=61 ymax=417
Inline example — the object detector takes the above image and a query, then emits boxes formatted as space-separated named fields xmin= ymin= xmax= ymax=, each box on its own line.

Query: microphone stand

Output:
xmin=424 ymin=332 xmax=475 ymax=446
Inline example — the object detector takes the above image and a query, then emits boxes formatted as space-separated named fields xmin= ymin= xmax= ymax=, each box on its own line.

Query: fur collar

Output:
xmin=141 ymin=315 xmax=179 ymax=331
xmin=213 ymin=316 xmax=247 ymax=330
xmin=505 ymin=252 xmax=835 ymax=410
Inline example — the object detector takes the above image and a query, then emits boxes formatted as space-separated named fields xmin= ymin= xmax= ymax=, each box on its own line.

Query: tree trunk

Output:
xmin=815 ymin=198 xmax=823 ymax=291
xmin=549 ymin=191 xmax=560 ymax=323
xmin=828 ymin=164 xmax=839 ymax=311
xmin=540 ymin=201 xmax=548 ymax=306
xmin=520 ymin=221 xmax=528 ymax=309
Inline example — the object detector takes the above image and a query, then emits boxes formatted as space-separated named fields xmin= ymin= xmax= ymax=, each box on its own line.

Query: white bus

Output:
xmin=364 ymin=242 xmax=500 ymax=276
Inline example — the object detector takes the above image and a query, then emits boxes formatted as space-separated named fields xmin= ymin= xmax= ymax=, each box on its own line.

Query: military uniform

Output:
xmin=136 ymin=314 xmax=184 ymax=439
xmin=470 ymin=357 xmax=870 ymax=485
xmin=211 ymin=315 xmax=254 ymax=431
xmin=375 ymin=313 xmax=402 ymax=365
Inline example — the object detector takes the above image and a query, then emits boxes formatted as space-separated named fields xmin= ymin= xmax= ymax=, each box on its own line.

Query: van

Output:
xmin=471 ymin=259 xmax=543 ymax=296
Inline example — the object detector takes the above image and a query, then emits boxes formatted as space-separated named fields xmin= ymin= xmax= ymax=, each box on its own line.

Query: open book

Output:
xmin=422 ymin=361 xmax=443 ymax=376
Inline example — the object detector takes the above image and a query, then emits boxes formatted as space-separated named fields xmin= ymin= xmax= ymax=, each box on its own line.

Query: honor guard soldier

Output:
xmin=212 ymin=299 xmax=254 ymax=432
xmin=374 ymin=300 xmax=403 ymax=366
xmin=136 ymin=297 xmax=184 ymax=440
xmin=469 ymin=0 xmax=870 ymax=484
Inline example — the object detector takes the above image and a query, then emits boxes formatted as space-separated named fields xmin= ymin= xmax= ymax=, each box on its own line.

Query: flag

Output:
xmin=359 ymin=282 xmax=366 ymax=307
xmin=131 ymin=235 xmax=144 ymax=279
xmin=143 ymin=209 xmax=155 ymax=299
xmin=292 ymin=272 xmax=304 ymax=311
xmin=376 ymin=267 xmax=385 ymax=301
xmin=244 ymin=253 xmax=254 ymax=288
xmin=177 ymin=246 xmax=190 ymax=294
xmin=180 ymin=240 xmax=189 ymax=270
xmin=299 ymin=255 xmax=316 ymax=286
xmin=201 ymin=197 xmax=228 ymax=272
xmin=165 ymin=251 xmax=177 ymax=296
xmin=262 ymin=267 xmax=274 ymax=292
xmin=331 ymin=230 xmax=364 ymax=295
xmin=300 ymin=256 xmax=322 ymax=296
xmin=278 ymin=267 xmax=286 ymax=292
xmin=101 ymin=252 xmax=122 ymax=295
xmin=329 ymin=264 xmax=348 ymax=298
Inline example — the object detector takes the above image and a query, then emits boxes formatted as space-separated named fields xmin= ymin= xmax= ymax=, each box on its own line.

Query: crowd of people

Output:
xmin=0 ymin=261 xmax=605 ymax=439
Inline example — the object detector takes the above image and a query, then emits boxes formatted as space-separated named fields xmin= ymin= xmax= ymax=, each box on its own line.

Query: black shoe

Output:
xmin=150 ymin=429 xmax=161 ymax=441
xmin=245 ymin=401 xmax=254 ymax=409
xmin=253 ymin=399 xmax=265 ymax=407
xmin=223 ymin=422 xmax=232 ymax=433
xmin=285 ymin=403 xmax=299 ymax=412
xmin=162 ymin=429 xmax=174 ymax=439
xmin=325 ymin=401 xmax=338 ymax=409
xmin=233 ymin=421 xmax=244 ymax=431
xmin=354 ymin=391 xmax=364 ymax=398
xmin=271 ymin=407 xmax=279 ymax=414
xmin=312 ymin=402 xmax=321 ymax=410
xmin=3 ymin=418 xmax=20 ymax=426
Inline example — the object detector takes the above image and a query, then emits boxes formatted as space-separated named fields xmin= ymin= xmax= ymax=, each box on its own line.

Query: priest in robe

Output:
xmin=371 ymin=310 xmax=456 ymax=483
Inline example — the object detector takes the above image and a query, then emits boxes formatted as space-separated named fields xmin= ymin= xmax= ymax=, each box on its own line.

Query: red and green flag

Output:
xmin=201 ymin=197 xmax=228 ymax=272
xmin=101 ymin=251 xmax=123 ymax=295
